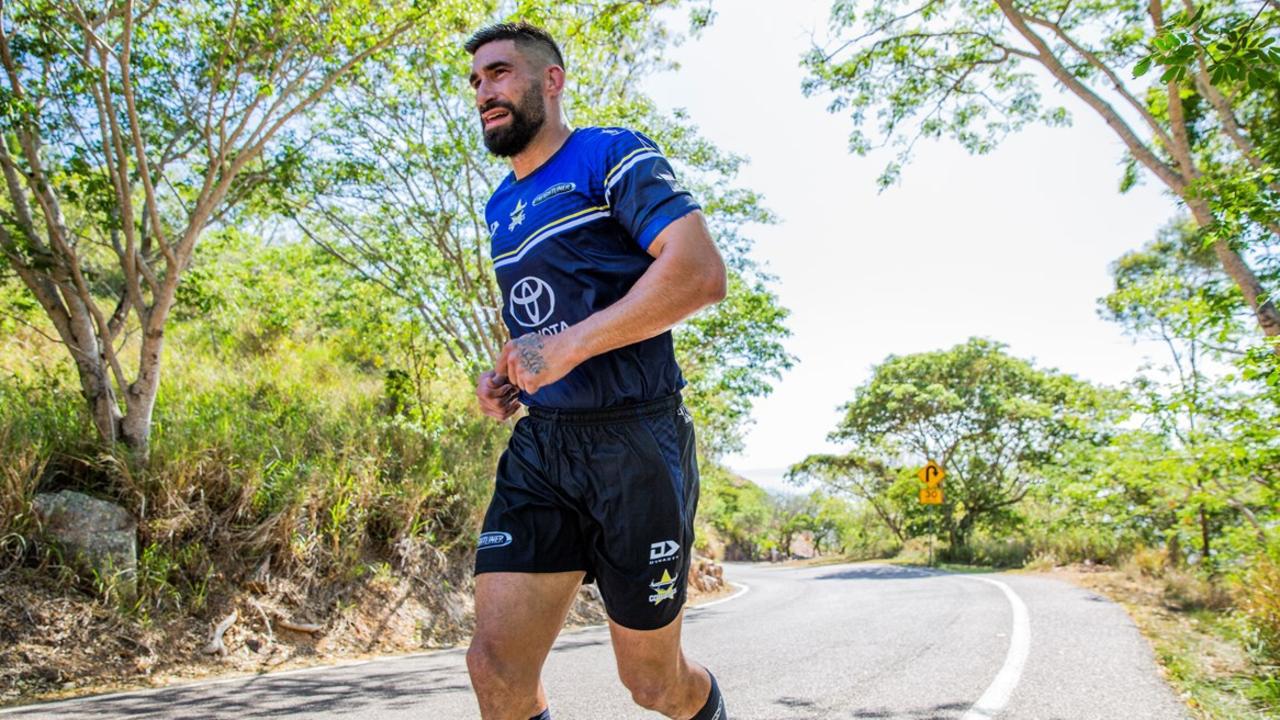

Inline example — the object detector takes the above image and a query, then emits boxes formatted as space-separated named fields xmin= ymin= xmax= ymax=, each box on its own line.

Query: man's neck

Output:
xmin=511 ymin=121 xmax=572 ymax=180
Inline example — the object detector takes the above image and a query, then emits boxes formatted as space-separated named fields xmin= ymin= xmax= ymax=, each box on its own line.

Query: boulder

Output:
xmin=32 ymin=491 xmax=137 ymax=599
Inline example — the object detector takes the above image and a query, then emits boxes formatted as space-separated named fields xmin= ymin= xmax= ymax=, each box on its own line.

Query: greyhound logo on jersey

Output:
xmin=532 ymin=182 xmax=575 ymax=206
xmin=509 ymin=276 xmax=556 ymax=328
xmin=648 ymin=568 xmax=678 ymax=605
xmin=508 ymin=198 xmax=526 ymax=230
xmin=649 ymin=540 xmax=680 ymax=564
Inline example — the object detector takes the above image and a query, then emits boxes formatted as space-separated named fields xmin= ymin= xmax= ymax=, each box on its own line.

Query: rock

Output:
xmin=32 ymin=491 xmax=137 ymax=600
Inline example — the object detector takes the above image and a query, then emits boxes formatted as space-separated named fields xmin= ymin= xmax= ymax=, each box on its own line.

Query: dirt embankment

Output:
xmin=1 ymin=555 xmax=728 ymax=708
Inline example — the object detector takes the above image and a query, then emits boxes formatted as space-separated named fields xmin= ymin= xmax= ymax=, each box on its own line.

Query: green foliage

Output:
xmin=698 ymin=466 xmax=773 ymax=559
xmin=802 ymin=0 xmax=1069 ymax=187
xmin=796 ymin=338 xmax=1114 ymax=553
xmin=1136 ymin=2 xmax=1280 ymax=92
xmin=1087 ymin=219 xmax=1279 ymax=569
xmin=0 ymin=0 xmax=468 ymax=455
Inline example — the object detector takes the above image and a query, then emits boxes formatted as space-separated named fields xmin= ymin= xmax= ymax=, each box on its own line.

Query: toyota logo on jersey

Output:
xmin=509 ymin=276 xmax=556 ymax=328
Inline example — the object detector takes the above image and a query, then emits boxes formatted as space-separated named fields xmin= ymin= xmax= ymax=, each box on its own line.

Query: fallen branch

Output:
xmin=201 ymin=610 xmax=238 ymax=656
xmin=248 ymin=599 xmax=274 ymax=642
xmin=276 ymin=617 xmax=322 ymax=634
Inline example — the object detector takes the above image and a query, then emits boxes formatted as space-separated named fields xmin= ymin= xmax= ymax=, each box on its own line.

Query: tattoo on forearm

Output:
xmin=515 ymin=333 xmax=547 ymax=374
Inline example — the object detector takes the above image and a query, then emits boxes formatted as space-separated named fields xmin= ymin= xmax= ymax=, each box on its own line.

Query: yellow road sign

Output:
xmin=918 ymin=460 xmax=945 ymax=487
xmin=919 ymin=487 xmax=943 ymax=505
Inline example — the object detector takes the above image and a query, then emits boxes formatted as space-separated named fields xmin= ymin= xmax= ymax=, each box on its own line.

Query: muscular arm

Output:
xmin=498 ymin=210 xmax=726 ymax=395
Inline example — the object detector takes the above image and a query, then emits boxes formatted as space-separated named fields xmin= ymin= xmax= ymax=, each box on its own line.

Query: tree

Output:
xmin=1098 ymin=219 xmax=1278 ymax=562
xmin=0 ymin=0 xmax=443 ymax=458
xmin=788 ymin=453 xmax=911 ymax=542
xmin=802 ymin=0 xmax=1280 ymax=349
xmin=794 ymin=338 xmax=1111 ymax=552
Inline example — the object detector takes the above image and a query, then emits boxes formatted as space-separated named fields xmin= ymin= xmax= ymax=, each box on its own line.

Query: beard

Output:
xmin=480 ymin=82 xmax=546 ymax=158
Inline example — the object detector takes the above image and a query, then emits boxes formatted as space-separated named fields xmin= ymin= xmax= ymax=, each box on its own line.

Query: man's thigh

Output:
xmin=472 ymin=571 xmax=586 ymax=672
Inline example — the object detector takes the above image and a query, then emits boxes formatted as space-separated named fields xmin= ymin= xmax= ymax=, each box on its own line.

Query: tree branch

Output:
xmin=995 ymin=0 xmax=1186 ymax=192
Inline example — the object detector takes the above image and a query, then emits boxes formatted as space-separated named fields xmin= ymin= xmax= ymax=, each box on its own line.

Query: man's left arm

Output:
xmin=498 ymin=210 xmax=726 ymax=394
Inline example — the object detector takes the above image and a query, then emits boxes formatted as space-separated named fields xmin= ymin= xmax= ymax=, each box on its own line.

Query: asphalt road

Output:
xmin=2 ymin=562 xmax=1188 ymax=719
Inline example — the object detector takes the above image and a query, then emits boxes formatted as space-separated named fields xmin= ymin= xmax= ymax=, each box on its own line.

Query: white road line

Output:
xmin=689 ymin=582 xmax=750 ymax=610
xmin=960 ymin=576 xmax=1031 ymax=720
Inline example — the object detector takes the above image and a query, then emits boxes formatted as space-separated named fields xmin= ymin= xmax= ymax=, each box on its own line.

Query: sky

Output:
xmin=638 ymin=0 xmax=1182 ymax=493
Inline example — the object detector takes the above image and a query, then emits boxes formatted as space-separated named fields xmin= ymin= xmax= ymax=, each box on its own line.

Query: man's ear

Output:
xmin=545 ymin=65 xmax=566 ymax=99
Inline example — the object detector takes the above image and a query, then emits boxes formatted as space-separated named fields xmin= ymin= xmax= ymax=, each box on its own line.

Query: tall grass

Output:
xmin=0 ymin=304 xmax=506 ymax=615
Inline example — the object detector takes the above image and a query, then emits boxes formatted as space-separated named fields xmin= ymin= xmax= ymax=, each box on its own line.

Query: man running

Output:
xmin=464 ymin=21 xmax=729 ymax=720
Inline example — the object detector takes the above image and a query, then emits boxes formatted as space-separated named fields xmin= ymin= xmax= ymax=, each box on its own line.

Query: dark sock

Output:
xmin=691 ymin=670 xmax=726 ymax=720
xmin=528 ymin=709 xmax=550 ymax=720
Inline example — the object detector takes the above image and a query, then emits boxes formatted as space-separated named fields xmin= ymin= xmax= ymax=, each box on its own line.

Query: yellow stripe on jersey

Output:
xmin=602 ymin=142 xmax=659 ymax=187
xmin=492 ymin=204 xmax=610 ymax=264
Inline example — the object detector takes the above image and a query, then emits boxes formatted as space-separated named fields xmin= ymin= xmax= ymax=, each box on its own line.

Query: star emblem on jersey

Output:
xmin=509 ymin=276 xmax=556 ymax=328
xmin=508 ymin=198 xmax=526 ymax=230
xmin=648 ymin=569 xmax=679 ymax=605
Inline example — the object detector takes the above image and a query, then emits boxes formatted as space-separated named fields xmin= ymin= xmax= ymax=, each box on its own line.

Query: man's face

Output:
xmin=469 ymin=40 xmax=547 ymax=158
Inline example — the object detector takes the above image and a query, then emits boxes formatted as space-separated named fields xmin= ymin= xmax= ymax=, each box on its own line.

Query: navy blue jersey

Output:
xmin=485 ymin=127 xmax=701 ymax=409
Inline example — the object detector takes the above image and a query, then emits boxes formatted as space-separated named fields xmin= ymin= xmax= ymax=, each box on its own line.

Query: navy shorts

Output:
xmin=474 ymin=393 xmax=700 ymax=631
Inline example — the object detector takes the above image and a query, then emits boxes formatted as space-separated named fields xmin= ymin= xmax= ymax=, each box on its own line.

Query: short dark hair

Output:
xmin=464 ymin=22 xmax=565 ymax=70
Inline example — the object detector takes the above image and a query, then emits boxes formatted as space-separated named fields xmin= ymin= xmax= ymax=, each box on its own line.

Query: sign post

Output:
xmin=917 ymin=461 xmax=945 ymax=566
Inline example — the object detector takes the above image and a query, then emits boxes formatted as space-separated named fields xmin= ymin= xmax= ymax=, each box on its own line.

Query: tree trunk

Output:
xmin=118 ymin=322 xmax=166 ymax=461
xmin=80 ymin=359 xmax=122 ymax=446
xmin=60 ymin=297 xmax=123 ymax=446
xmin=1187 ymin=200 xmax=1280 ymax=340
xmin=1199 ymin=505 xmax=1211 ymax=560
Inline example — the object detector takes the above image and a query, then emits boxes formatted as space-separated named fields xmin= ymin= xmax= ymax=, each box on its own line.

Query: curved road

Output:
xmin=2 ymin=562 xmax=1188 ymax=719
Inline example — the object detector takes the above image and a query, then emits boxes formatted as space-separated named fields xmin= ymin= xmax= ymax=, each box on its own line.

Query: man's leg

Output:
xmin=609 ymin=610 xmax=722 ymax=719
xmin=467 ymin=570 xmax=585 ymax=720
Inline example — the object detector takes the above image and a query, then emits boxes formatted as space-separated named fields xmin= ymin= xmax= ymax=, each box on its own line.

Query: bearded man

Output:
xmin=464 ymin=20 xmax=729 ymax=720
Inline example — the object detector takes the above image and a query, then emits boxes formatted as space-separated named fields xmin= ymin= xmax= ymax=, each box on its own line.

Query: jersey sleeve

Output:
xmin=601 ymin=130 xmax=701 ymax=251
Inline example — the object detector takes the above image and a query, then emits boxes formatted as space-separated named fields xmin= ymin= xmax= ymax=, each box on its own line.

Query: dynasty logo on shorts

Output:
xmin=649 ymin=540 xmax=679 ymax=565
xmin=648 ymin=569 xmax=679 ymax=605
xmin=478 ymin=531 xmax=512 ymax=550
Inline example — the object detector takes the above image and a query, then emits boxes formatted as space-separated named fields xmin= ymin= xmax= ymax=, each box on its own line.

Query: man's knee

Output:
xmin=467 ymin=638 xmax=513 ymax=692
xmin=619 ymin=670 xmax=676 ymax=713
xmin=468 ymin=639 xmax=546 ymax=719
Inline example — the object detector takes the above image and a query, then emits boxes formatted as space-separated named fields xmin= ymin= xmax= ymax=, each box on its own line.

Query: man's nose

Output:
xmin=475 ymin=79 xmax=497 ymax=108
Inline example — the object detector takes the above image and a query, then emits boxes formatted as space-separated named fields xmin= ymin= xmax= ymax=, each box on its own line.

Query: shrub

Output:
xmin=1124 ymin=545 xmax=1170 ymax=578
xmin=1160 ymin=567 xmax=1233 ymax=611
xmin=1239 ymin=552 xmax=1280 ymax=669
